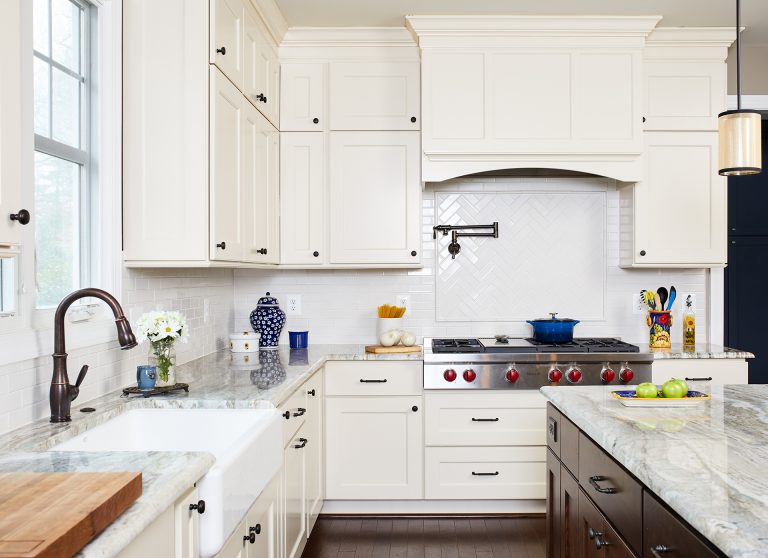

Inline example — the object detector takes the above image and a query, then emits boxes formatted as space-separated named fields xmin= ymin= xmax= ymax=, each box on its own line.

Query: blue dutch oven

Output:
xmin=527 ymin=313 xmax=580 ymax=343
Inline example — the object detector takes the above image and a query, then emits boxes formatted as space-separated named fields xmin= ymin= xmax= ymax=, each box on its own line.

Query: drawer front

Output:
xmin=427 ymin=391 xmax=546 ymax=446
xmin=425 ymin=446 xmax=546 ymax=500
xmin=578 ymin=433 xmax=643 ymax=554
xmin=547 ymin=403 xmax=562 ymax=456
xmin=643 ymin=491 xmax=722 ymax=558
xmin=325 ymin=361 xmax=422 ymax=396
xmin=279 ymin=387 xmax=307 ymax=446
xmin=560 ymin=414 xmax=579 ymax=479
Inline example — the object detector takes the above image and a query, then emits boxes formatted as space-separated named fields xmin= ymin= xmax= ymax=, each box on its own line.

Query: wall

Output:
xmin=234 ymin=176 xmax=708 ymax=346
xmin=727 ymin=43 xmax=768 ymax=94
xmin=0 ymin=268 xmax=233 ymax=435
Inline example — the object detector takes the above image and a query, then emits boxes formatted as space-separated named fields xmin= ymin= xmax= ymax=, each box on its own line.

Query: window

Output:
xmin=33 ymin=0 xmax=93 ymax=309
xmin=0 ymin=259 xmax=17 ymax=316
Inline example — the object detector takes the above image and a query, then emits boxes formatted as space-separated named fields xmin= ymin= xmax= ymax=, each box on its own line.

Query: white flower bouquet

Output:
xmin=136 ymin=311 xmax=188 ymax=384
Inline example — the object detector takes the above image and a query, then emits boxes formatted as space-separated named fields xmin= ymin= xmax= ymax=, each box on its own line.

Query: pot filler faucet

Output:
xmin=50 ymin=288 xmax=138 ymax=422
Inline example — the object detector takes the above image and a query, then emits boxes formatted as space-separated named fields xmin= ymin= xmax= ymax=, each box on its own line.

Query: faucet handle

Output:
xmin=75 ymin=365 xmax=89 ymax=388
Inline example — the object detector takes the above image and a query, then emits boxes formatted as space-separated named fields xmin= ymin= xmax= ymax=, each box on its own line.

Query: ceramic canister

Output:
xmin=229 ymin=331 xmax=258 ymax=353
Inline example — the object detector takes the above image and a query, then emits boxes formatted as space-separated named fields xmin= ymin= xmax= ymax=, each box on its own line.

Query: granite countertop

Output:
xmin=0 ymin=344 xmax=421 ymax=558
xmin=541 ymin=384 xmax=768 ymax=558
xmin=639 ymin=343 xmax=754 ymax=360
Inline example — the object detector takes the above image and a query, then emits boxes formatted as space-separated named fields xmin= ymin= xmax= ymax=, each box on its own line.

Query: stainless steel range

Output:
xmin=424 ymin=337 xmax=652 ymax=390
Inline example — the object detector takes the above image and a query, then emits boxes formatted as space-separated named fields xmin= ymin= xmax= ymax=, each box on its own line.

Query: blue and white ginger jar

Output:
xmin=249 ymin=292 xmax=286 ymax=350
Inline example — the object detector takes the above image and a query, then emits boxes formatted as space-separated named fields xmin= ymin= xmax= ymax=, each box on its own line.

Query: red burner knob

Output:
xmin=600 ymin=368 xmax=616 ymax=383
xmin=548 ymin=368 xmax=563 ymax=383
xmin=566 ymin=367 xmax=582 ymax=384
xmin=463 ymin=369 xmax=477 ymax=382
xmin=443 ymin=369 xmax=457 ymax=382
xmin=505 ymin=368 xmax=520 ymax=383
xmin=619 ymin=367 xmax=634 ymax=383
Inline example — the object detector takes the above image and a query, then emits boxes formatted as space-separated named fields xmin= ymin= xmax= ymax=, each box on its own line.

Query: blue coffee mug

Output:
xmin=289 ymin=331 xmax=308 ymax=349
xmin=137 ymin=365 xmax=157 ymax=390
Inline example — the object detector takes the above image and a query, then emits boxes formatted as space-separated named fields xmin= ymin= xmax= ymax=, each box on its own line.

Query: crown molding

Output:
xmin=281 ymin=27 xmax=417 ymax=47
xmin=405 ymin=15 xmax=662 ymax=40
xmin=248 ymin=0 xmax=288 ymax=43
xmin=646 ymin=27 xmax=738 ymax=48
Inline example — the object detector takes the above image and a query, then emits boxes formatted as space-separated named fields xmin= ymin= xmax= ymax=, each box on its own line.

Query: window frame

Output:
xmin=0 ymin=0 xmax=123 ymax=364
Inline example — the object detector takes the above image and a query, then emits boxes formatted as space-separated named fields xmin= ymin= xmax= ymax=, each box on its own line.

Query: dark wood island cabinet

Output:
xmin=546 ymin=403 xmax=724 ymax=558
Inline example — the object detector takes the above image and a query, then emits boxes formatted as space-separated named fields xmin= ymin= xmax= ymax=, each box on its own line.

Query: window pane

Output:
xmin=0 ymin=257 xmax=17 ymax=315
xmin=34 ymin=152 xmax=81 ymax=308
xmin=51 ymin=68 xmax=80 ymax=147
xmin=51 ymin=0 xmax=81 ymax=72
xmin=33 ymin=0 xmax=50 ymax=56
xmin=34 ymin=57 xmax=51 ymax=137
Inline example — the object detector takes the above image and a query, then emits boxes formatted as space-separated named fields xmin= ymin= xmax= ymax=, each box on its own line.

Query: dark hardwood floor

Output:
xmin=302 ymin=516 xmax=546 ymax=558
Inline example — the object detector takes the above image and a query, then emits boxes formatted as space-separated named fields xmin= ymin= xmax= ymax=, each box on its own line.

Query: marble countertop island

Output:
xmin=541 ymin=384 xmax=768 ymax=558
xmin=0 ymin=345 xmax=421 ymax=558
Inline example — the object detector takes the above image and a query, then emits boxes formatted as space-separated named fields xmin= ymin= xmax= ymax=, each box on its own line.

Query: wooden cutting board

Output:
xmin=0 ymin=472 xmax=142 ymax=558
xmin=365 ymin=345 xmax=422 ymax=354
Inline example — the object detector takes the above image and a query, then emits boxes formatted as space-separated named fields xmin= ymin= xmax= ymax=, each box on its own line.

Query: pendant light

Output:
xmin=718 ymin=0 xmax=762 ymax=176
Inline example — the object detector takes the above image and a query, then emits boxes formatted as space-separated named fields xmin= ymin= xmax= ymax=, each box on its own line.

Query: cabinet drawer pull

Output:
xmin=651 ymin=545 xmax=672 ymax=557
xmin=294 ymin=437 xmax=308 ymax=449
xmin=471 ymin=417 xmax=499 ymax=422
xmin=359 ymin=378 xmax=387 ymax=383
xmin=684 ymin=377 xmax=712 ymax=382
xmin=472 ymin=471 xmax=499 ymax=476
xmin=216 ymin=46 xmax=226 ymax=55
xmin=293 ymin=407 xmax=306 ymax=417
xmin=589 ymin=475 xmax=617 ymax=494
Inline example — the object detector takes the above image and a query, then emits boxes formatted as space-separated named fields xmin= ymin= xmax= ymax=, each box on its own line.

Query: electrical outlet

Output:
xmin=632 ymin=292 xmax=645 ymax=315
xmin=203 ymin=299 xmax=210 ymax=324
xmin=286 ymin=294 xmax=302 ymax=315
xmin=397 ymin=295 xmax=410 ymax=309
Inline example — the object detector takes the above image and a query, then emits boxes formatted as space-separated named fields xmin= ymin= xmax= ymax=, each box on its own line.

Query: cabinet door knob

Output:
xmin=250 ymin=524 xmax=261 ymax=535
xmin=642 ymin=116 xmax=646 ymax=123
xmin=244 ymin=532 xmax=256 ymax=544
xmin=312 ymin=117 xmax=319 ymax=124
xmin=595 ymin=536 xmax=610 ymax=550
xmin=313 ymin=251 xmax=319 ymax=257
xmin=189 ymin=500 xmax=206 ymax=514
xmin=639 ymin=250 xmax=646 ymax=256
xmin=651 ymin=545 xmax=672 ymax=557
xmin=282 ymin=410 xmax=290 ymax=419
xmin=216 ymin=46 xmax=226 ymax=55
xmin=410 ymin=116 xmax=417 ymax=123
xmin=216 ymin=242 xmax=226 ymax=250
xmin=412 ymin=405 xmax=418 ymax=412
xmin=256 ymin=93 xmax=267 ymax=103
xmin=411 ymin=250 xmax=417 ymax=257
xmin=307 ymin=388 xmax=316 ymax=396
xmin=9 ymin=209 xmax=30 ymax=225
xmin=257 ymin=248 xmax=268 ymax=255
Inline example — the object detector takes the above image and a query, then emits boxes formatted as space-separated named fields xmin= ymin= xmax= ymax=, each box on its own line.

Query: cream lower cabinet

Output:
xmin=651 ymin=359 xmax=749 ymax=386
xmin=325 ymin=361 xmax=423 ymax=500
xmin=620 ymin=131 xmax=726 ymax=267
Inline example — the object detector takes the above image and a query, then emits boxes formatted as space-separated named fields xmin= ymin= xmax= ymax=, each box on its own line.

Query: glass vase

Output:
xmin=149 ymin=341 xmax=176 ymax=387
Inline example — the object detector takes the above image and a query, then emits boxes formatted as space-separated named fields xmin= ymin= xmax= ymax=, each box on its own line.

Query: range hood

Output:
xmin=406 ymin=16 xmax=662 ymax=183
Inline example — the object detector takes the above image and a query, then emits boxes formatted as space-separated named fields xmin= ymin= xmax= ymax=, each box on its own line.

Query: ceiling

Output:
xmin=274 ymin=0 xmax=768 ymax=44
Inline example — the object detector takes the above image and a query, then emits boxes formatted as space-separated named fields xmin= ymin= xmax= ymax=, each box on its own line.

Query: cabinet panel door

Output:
xmin=280 ymin=133 xmax=326 ymax=264
xmin=0 ymin=0 xmax=24 ymax=247
xmin=422 ymin=50 xmax=485 ymax=151
xmin=578 ymin=489 xmax=605 ymax=558
xmin=284 ymin=426 xmax=308 ymax=558
xmin=243 ymin=8 xmax=268 ymax=107
xmin=329 ymin=62 xmax=420 ymax=131
xmin=329 ymin=132 xmax=421 ymax=264
xmin=304 ymin=372 xmax=324 ymax=535
xmin=210 ymin=68 xmax=244 ymax=261
xmin=211 ymin=0 xmax=243 ymax=89
xmin=281 ymin=63 xmax=326 ymax=131
xmin=174 ymin=487 xmax=200 ymax=558
xmin=635 ymin=132 xmax=725 ymax=266
xmin=644 ymin=61 xmax=725 ymax=131
xmin=216 ymin=519 xmax=248 ymax=558
xmin=325 ymin=396 xmax=423 ymax=500
xmin=560 ymin=470 xmax=580 ymax=558
xmin=242 ymin=85 xmax=279 ymax=263
xmin=246 ymin=475 xmax=278 ymax=558
xmin=546 ymin=449 xmax=561 ymax=558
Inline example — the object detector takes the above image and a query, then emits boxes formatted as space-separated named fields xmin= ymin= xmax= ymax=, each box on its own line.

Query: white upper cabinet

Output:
xmin=211 ymin=0 xmax=244 ymax=90
xmin=622 ymin=132 xmax=726 ymax=267
xmin=329 ymin=132 xmax=421 ymax=265
xmin=0 ymin=0 xmax=24 ymax=249
xmin=280 ymin=133 xmax=326 ymax=264
xmin=329 ymin=62 xmax=420 ymax=130
xmin=280 ymin=63 xmax=326 ymax=131
xmin=243 ymin=6 xmax=279 ymax=127
xmin=210 ymin=68 xmax=245 ymax=262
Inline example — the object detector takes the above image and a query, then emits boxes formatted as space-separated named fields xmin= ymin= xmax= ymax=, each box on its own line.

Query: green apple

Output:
xmin=669 ymin=378 xmax=689 ymax=396
xmin=635 ymin=382 xmax=658 ymax=398
xmin=661 ymin=379 xmax=687 ymax=399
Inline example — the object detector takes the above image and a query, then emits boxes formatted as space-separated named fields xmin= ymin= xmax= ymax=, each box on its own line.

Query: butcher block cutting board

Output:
xmin=0 ymin=472 xmax=142 ymax=558
xmin=365 ymin=345 xmax=422 ymax=354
